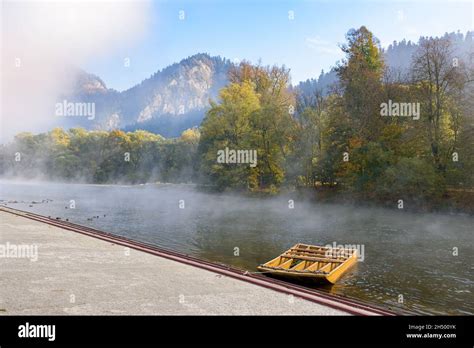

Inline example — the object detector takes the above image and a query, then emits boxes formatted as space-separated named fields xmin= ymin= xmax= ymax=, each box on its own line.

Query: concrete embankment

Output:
xmin=0 ymin=208 xmax=372 ymax=315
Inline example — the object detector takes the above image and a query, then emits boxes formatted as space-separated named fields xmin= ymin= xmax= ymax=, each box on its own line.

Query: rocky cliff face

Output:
xmin=60 ymin=53 xmax=232 ymax=136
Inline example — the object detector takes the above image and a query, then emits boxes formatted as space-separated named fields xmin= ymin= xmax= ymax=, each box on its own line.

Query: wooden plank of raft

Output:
xmin=289 ymin=250 xmax=355 ymax=260
xmin=281 ymin=253 xmax=344 ymax=264
xmin=291 ymin=246 xmax=352 ymax=255
xmin=290 ymin=248 xmax=330 ymax=255
xmin=294 ymin=244 xmax=330 ymax=249
xmin=288 ymin=250 xmax=352 ymax=259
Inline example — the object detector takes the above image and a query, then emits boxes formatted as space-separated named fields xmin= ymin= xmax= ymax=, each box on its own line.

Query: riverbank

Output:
xmin=291 ymin=186 xmax=474 ymax=215
xmin=1 ymin=208 xmax=384 ymax=315
xmin=195 ymin=182 xmax=474 ymax=215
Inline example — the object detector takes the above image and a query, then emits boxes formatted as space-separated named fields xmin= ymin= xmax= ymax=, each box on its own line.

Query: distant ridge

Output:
xmin=57 ymin=31 xmax=473 ymax=137
xmin=59 ymin=53 xmax=233 ymax=137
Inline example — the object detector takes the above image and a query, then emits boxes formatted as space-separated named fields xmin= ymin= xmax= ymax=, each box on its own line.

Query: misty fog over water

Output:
xmin=1 ymin=180 xmax=473 ymax=315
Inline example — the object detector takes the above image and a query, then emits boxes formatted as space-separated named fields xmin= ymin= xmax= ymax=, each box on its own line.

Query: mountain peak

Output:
xmin=73 ymin=69 xmax=109 ymax=95
xmin=59 ymin=53 xmax=233 ymax=136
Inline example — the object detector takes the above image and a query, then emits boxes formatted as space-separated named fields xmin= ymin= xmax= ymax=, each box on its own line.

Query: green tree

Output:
xmin=376 ymin=157 xmax=444 ymax=204
xmin=229 ymin=62 xmax=297 ymax=190
xmin=199 ymin=81 xmax=260 ymax=190
xmin=336 ymin=26 xmax=385 ymax=142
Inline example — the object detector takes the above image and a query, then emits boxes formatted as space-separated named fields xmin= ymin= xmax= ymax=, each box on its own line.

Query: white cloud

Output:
xmin=1 ymin=0 xmax=151 ymax=142
xmin=305 ymin=36 xmax=340 ymax=55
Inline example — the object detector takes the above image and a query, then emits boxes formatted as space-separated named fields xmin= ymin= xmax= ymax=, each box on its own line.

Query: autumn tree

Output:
xmin=229 ymin=62 xmax=297 ymax=190
xmin=411 ymin=36 xmax=468 ymax=173
xmin=198 ymin=81 xmax=260 ymax=190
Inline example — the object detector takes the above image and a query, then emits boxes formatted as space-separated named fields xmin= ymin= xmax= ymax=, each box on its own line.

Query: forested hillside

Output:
xmin=0 ymin=128 xmax=200 ymax=184
xmin=2 ymin=27 xmax=473 ymax=211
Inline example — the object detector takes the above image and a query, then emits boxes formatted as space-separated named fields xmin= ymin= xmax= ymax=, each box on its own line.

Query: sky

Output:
xmin=82 ymin=0 xmax=474 ymax=91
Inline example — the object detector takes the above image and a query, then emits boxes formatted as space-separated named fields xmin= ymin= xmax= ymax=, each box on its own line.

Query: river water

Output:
xmin=1 ymin=181 xmax=473 ymax=315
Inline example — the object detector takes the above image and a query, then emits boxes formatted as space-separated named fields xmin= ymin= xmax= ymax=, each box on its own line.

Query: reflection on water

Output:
xmin=1 ymin=181 xmax=473 ymax=315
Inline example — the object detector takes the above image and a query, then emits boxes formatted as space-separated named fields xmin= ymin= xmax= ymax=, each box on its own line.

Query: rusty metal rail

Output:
xmin=1 ymin=206 xmax=398 ymax=316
